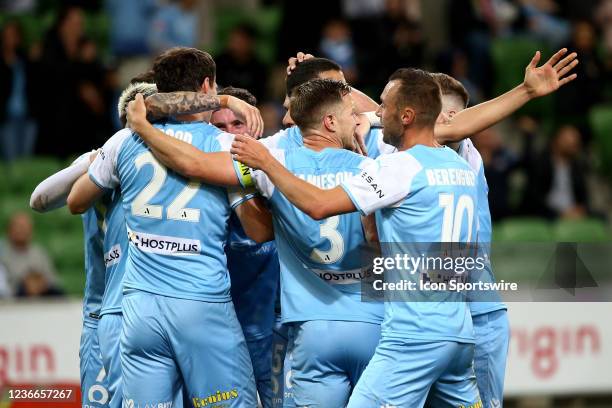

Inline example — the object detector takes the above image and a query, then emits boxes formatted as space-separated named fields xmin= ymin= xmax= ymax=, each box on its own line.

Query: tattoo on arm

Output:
xmin=145 ymin=92 xmax=221 ymax=121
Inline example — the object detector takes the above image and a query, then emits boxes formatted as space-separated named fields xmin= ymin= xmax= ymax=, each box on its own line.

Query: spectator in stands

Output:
xmin=16 ymin=268 xmax=64 ymax=298
xmin=555 ymin=20 xmax=604 ymax=117
xmin=36 ymin=5 xmax=88 ymax=158
xmin=215 ymin=23 xmax=268 ymax=100
xmin=148 ymin=0 xmax=198 ymax=54
xmin=472 ymin=126 xmax=520 ymax=221
xmin=319 ymin=19 xmax=358 ymax=84
xmin=73 ymin=37 xmax=114 ymax=149
xmin=106 ymin=0 xmax=158 ymax=57
xmin=522 ymin=125 xmax=590 ymax=219
xmin=0 ymin=211 xmax=59 ymax=296
xmin=0 ymin=19 xmax=39 ymax=161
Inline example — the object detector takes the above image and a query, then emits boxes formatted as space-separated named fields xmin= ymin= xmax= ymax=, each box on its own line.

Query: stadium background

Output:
xmin=0 ymin=0 xmax=611 ymax=406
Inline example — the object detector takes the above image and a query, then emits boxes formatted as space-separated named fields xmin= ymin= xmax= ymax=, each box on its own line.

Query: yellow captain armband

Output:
xmin=233 ymin=159 xmax=254 ymax=188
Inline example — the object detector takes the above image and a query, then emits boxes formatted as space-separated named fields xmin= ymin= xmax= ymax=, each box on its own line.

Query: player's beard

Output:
xmin=382 ymin=117 xmax=404 ymax=148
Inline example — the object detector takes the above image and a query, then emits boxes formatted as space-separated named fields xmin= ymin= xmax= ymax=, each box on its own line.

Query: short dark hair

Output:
xmin=130 ymin=70 xmax=155 ymax=84
xmin=152 ymin=47 xmax=216 ymax=93
xmin=218 ymin=86 xmax=257 ymax=106
xmin=286 ymin=58 xmax=342 ymax=96
xmin=290 ymin=79 xmax=351 ymax=130
xmin=388 ymin=68 xmax=442 ymax=128
xmin=431 ymin=73 xmax=469 ymax=108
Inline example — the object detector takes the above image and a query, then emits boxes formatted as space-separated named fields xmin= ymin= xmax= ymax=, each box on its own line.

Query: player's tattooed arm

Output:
xmin=129 ymin=94 xmax=241 ymax=186
xmin=144 ymin=92 xmax=221 ymax=121
xmin=231 ymin=134 xmax=356 ymax=220
xmin=435 ymin=48 xmax=579 ymax=144
xmin=144 ymin=92 xmax=264 ymax=137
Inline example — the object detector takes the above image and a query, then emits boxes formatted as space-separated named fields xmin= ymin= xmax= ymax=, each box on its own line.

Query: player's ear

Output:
xmin=323 ymin=114 xmax=336 ymax=132
xmin=447 ymin=109 xmax=457 ymax=120
xmin=401 ymin=107 xmax=415 ymax=126
xmin=202 ymin=77 xmax=213 ymax=94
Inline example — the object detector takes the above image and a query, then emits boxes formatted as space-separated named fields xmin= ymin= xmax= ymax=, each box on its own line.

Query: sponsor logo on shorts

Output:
xmin=122 ymin=400 xmax=172 ymax=408
xmin=192 ymin=389 xmax=239 ymax=408
xmin=458 ymin=400 xmax=483 ymax=408
xmin=104 ymin=244 xmax=122 ymax=267
xmin=127 ymin=228 xmax=200 ymax=256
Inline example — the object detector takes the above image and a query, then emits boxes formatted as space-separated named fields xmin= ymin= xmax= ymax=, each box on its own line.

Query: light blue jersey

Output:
xmin=342 ymin=145 xmax=478 ymax=343
xmin=98 ymin=188 xmax=128 ymax=316
xmin=343 ymin=144 xmax=481 ymax=407
xmin=89 ymin=123 xmax=235 ymax=302
xmin=89 ymin=124 xmax=256 ymax=407
xmin=260 ymin=126 xmax=304 ymax=150
xmin=251 ymin=147 xmax=384 ymax=325
xmin=81 ymin=208 xmax=106 ymax=327
xmin=458 ymin=139 xmax=509 ymax=408
xmin=457 ymin=138 xmax=506 ymax=316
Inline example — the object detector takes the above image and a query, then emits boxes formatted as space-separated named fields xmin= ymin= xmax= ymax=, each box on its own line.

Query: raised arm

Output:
xmin=230 ymin=134 xmax=356 ymax=220
xmin=435 ymin=48 xmax=578 ymax=144
xmin=30 ymin=151 xmax=96 ymax=212
xmin=145 ymin=92 xmax=263 ymax=138
xmin=128 ymin=94 xmax=241 ymax=187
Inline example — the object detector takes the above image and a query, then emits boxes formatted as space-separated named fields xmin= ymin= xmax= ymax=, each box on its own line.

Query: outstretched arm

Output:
xmin=435 ymin=48 xmax=578 ymax=144
xmin=231 ymin=134 xmax=355 ymax=220
xmin=145 ymin=92 xmax=264 ymax=138
xmin=129 ymin=94 xmax=241 ymax=187
xmin=30 ymin=151 xmax=96 ymax=212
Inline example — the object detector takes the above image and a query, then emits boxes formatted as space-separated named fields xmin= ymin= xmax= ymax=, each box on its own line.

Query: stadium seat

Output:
xmin=495 ymin=217 xmax=553 ymax=241
xmin=6 ymin=157 xmax=62 ymax=194
xmin=491 ymin=38 xmax=553 ymax=118
xmin=553 ymin=218 xmax=611 ymax=242
xmin=589 ymin=105 xmax=612 ymax=178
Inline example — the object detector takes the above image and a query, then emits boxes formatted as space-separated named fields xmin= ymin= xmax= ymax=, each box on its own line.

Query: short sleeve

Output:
xmin=89 ymin=128 xmax=131 ymax=190
xmin=341 ymin=152 xmax=422 ymax=215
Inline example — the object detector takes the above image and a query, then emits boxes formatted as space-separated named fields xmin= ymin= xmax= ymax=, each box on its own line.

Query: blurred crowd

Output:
xmin=0 ymin=0 xmax=610 ymax=237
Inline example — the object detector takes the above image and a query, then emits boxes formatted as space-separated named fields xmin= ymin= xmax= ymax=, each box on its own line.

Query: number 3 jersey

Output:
xmin=89 ymin=121 xmax=235 ymax=302
xmin=248 ymin=146 xmax=384 ymax=325
xmin=341 ymin=145 xmax=479 ymax=343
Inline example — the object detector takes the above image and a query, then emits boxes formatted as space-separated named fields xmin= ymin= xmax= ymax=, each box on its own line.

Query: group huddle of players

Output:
xmin=30 ymin=45 xmax=578 ymax=408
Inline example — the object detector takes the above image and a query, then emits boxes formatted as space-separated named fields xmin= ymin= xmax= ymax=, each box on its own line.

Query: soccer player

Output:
xmin=66 ymin=47 xmax=268 ymax=408
xmin=126 ymin=78 xmax=385 ymax=408
xmin=212 ymin=86 xmax=280 ymax=408
xmin=351 ymin=49 xmax=578 ymax=406
xmin=432 ymin=72 xmax=509 ymax=408
xmin=230 ymin=68 xmax=482 ymax=407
